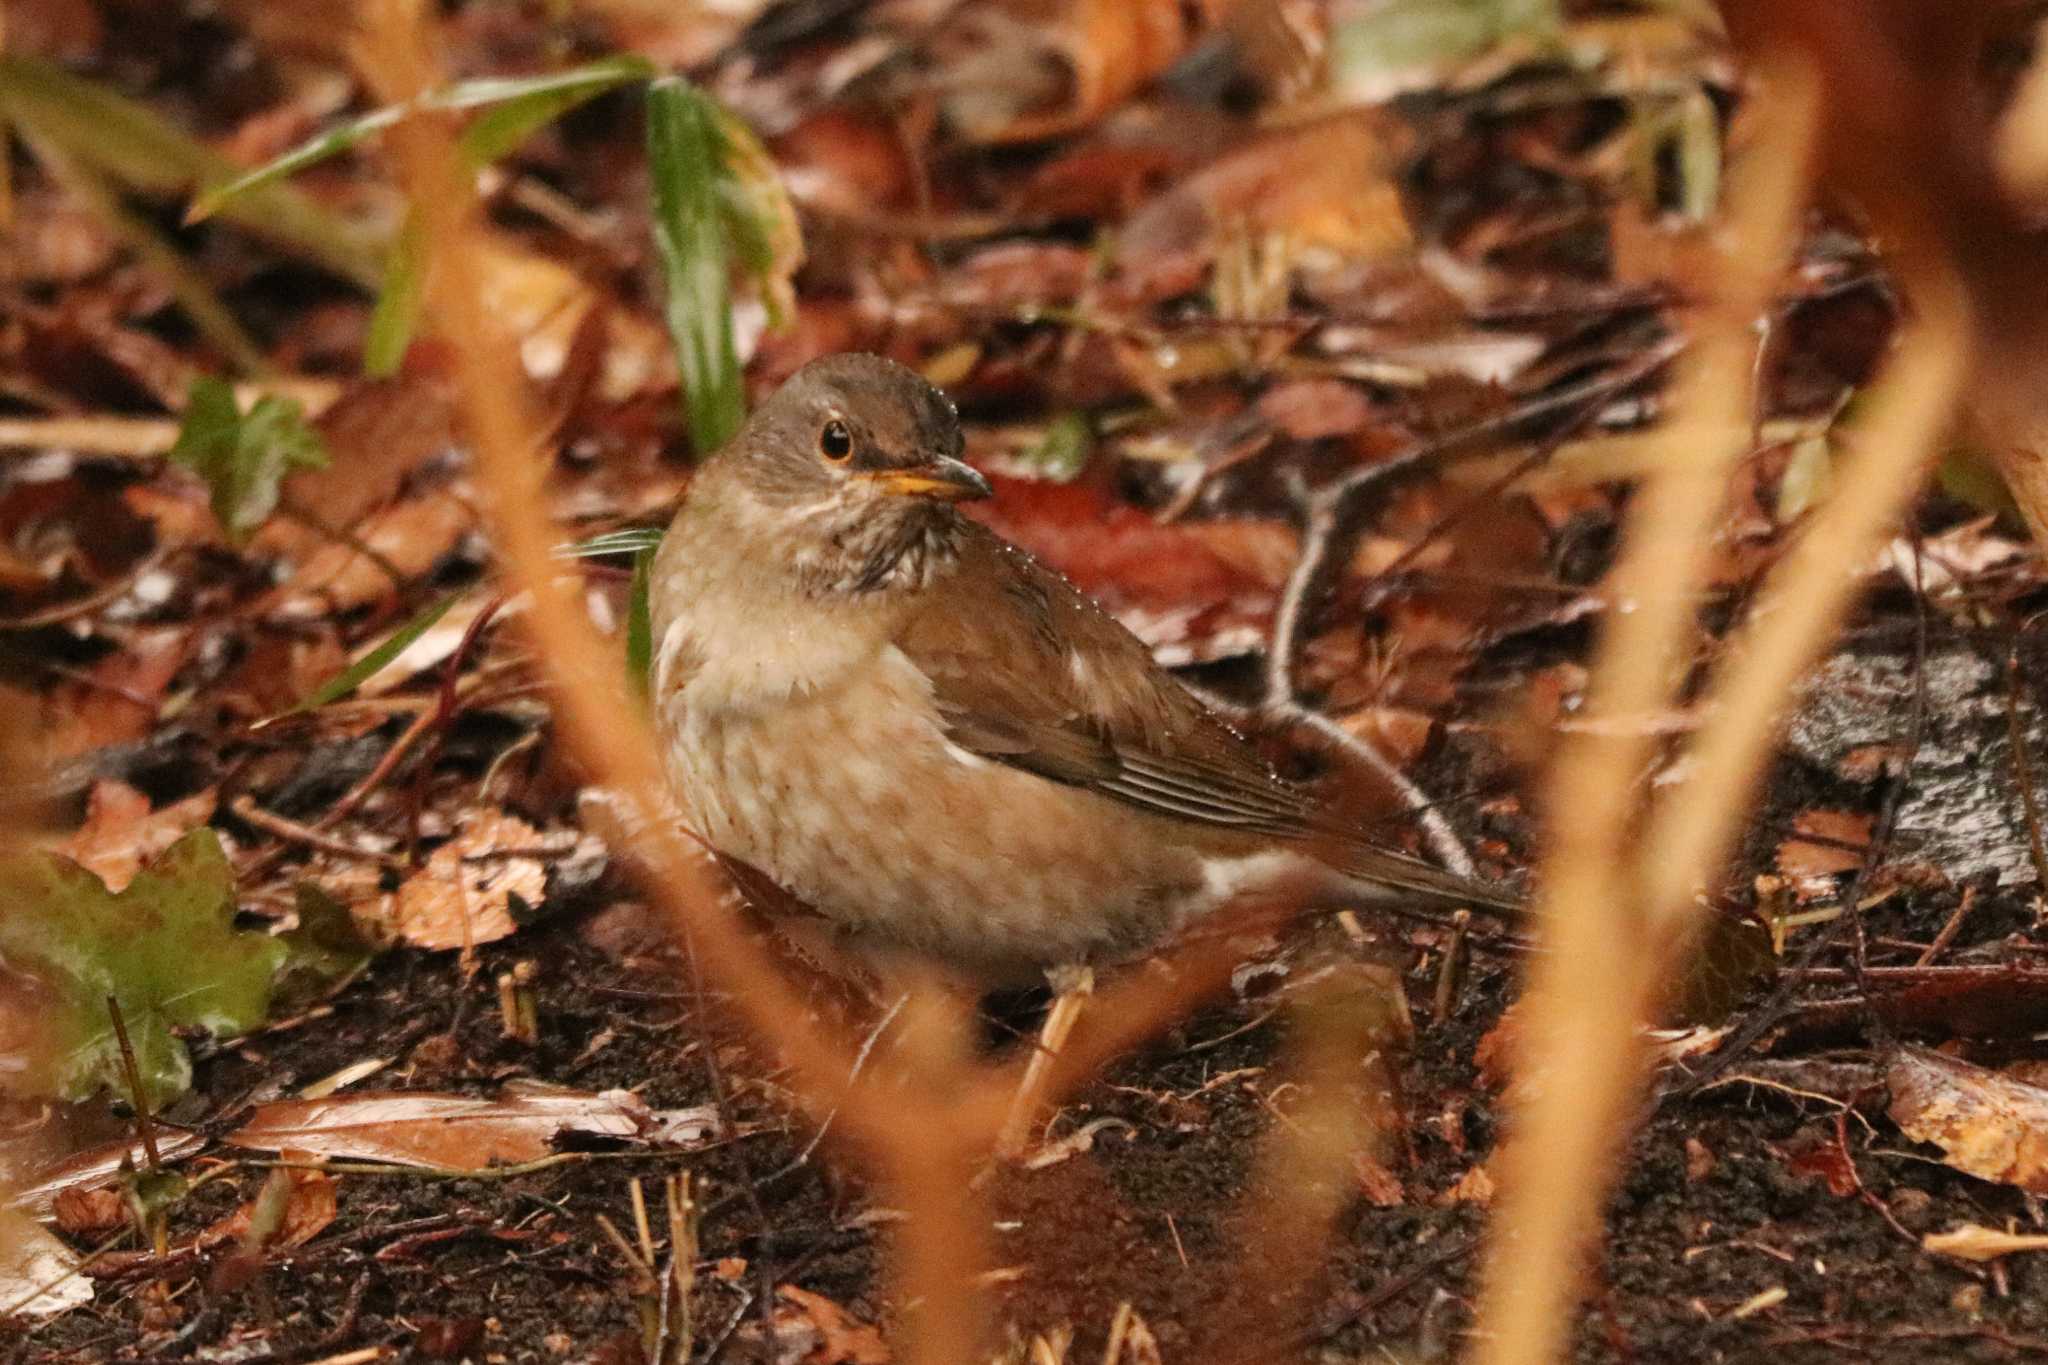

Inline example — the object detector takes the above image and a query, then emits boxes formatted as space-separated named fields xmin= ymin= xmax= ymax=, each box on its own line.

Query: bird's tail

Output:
xmin=1320 ymin=835 xmax=1524 ymax=914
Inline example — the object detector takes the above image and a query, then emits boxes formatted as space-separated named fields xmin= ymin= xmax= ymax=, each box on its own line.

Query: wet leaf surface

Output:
xmin=0 ymin=830 xmax=283 ymax=1107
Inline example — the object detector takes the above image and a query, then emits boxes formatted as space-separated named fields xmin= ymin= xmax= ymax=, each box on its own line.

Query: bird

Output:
xmin=648 ymin=353 xmax=1517 ymax=1137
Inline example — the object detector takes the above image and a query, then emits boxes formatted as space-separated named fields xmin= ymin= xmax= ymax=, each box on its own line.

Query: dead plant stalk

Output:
xmin=1471 ymin=54 xmax=1823 ymax=1365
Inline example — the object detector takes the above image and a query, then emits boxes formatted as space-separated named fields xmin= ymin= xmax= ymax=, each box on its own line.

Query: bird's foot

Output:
xmin=995 ymin=965 xmax=1094 ymax=1160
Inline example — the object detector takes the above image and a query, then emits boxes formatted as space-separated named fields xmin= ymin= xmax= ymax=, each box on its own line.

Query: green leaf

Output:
xmin=1329 ymin=0 xmax=1562 ymax=100
xmin=709 ymin=106 xmax=804 ymax=330
xmin=646 ymin=78 xmax=744 ymax=455
xmin=363 ymin=211 xmax=429 ymax=378
xmin=456 ymin=54 xmax=655 ymax=166
xmin=273 ymin=883 xmax=378 ymax=1007
xmin=188 ymin=55 xmax=655 ymax=223
xmin=0 ymin=830 xmax=285 ymax=1108
xmin=1024 ymin=412 xmax=1095 ymax=480
xmin=0 ymin=55 xmax=383 ymax=288
xmin=626 ymin=544 xmax=655 ymax=699
xmin=169 ymin=377 xmax=329 ymax=546
xmin=288 ymin=591 xmax=462 ymax=715
xmin=555 ymin=526 xmax=667 ymax=559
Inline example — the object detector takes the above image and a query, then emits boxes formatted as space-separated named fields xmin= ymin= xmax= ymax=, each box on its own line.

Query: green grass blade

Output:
xmin=626 ymin=545 xmax=655 ymax=699
xmin=190 ymin=55 xmax=656 ymax=223
xmin=555 ymin=527 xmax=667 ymax=559
xmin=456 ymin=54 xmax=655 ymax=166
xmin=0 ymin=55 xmax=384 ymax=288
xmin=363 ymin=211 xmax=429 ymax=377
xmin=287 ymin=592 xmax=462 ymax=715
xmin=645 ymin=78 xmax=743 ymax=456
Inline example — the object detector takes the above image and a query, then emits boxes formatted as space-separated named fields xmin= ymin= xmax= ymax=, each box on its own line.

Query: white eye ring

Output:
xmin=819 ymin=419 xmax=853 ymax=462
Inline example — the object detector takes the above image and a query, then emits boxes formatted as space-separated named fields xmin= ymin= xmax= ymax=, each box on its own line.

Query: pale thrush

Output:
xmin=648 ymin=353 xmax=1517 ymax=997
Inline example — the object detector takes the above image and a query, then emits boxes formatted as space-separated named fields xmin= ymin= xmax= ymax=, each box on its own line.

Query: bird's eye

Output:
xmin=818 ymin=419 xmax=853 ymax=462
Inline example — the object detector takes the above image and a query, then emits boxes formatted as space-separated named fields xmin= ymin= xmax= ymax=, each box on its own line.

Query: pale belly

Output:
xmin=657 ymin=648 xmax=1216 ymax=984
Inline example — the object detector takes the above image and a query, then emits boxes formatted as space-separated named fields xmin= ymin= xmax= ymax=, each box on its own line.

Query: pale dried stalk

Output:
xmin=1470 ymin=57 xmax=1822 ymax=1365
xmin=353 ymin=8 xmax=994 ymax=1361
xmin=1640 ymin=278 xmax=1971 ymax=944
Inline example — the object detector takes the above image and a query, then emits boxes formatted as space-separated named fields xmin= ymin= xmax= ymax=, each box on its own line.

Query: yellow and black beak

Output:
xmin=864 ymin=456 xmax=992 ymax=503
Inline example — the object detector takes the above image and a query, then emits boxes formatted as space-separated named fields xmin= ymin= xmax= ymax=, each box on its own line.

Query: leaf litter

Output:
xmin=5 ymin=0 xmax=2048 ymax=1359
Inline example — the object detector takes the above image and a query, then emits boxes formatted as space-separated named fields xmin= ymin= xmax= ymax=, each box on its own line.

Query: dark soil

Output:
xmin=14 ymin=622 xmax=2048 ymax=1365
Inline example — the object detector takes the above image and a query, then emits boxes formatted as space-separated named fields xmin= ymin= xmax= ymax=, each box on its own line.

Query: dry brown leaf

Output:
xmin=368 ymin=810 xmax=553 ymax=951
xmin=226 ymin=1086 xmax=719 ymax=1170
xmin=941 ymin=0 xmax=1209 ymax=145
xmin=271 ymin=376 xmax=459 ymax=534
xmin=262 ymin=488 xmax=476 ymax=618
xmin=1117 ymin=115 xmax=1414 ymax=294
xmin=1776 ymin=808 xmax=1873 ymax=879
xmin=1256 ymin=377 xmax=1377 ymax=441
xmin=37 ymin=627 xmax=193 ymax=762
xmin=776 ymin=1284 xmax=891 ymax=1365
xmin=198 ymin=1161 xmax=336 ymax=1250
xmin=1888 ymin=1046 xmax=2048 ymax=1193
xmin=971 ymin=477 xmax=1284 ymax=665
xmin=7 ymin=1130 xmax=210 ymax=1220
xmin=50 ymin=779 xmax=217 ymax=893
xmin=50 ymin=1186 xmax=127 ymax=1237
xmin=1440 ymin=1163 xmax=1496 ymax=1206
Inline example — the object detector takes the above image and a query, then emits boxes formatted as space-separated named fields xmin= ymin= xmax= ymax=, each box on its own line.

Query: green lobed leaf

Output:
xmin=646 ymin=78 xmax=744 ymax=455
xmin=188 ymin=55 xmax=656 ymax=223
xmin=169 ymin=377 xmax=329 ymax=545
xmin=0 ymin=830 xmax=285 ymax=1108
xmin=273 ymin=883 xmax=378 ymax=1007
xmin=287 ymin=591 xmax=463 ymax=715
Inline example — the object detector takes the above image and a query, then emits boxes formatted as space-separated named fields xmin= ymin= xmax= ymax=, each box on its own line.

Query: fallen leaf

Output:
xmin=49 ymin=779 xmax=217 ymax=893
xmin=938 ymin=0 xmax=1206 ymax=145
xmin=226 ymin=1086 xmax=720 ymax=1170
xmin=0 ymin=830 xmax=284 ymax=1106
xmin=198 ymin=1161 xmax=335 ymax=1251
xmin=7 ymin=1130 xmax=211 ymax=1220
xmin=1439 ymin=1163 xmax=1495 ymax=1206
xmin=1776 ymin=808 xmax=1873 ymax=879
xmin=367 ymin=810 xmax=580 ymax=952
xmin=1117 ymin=114 xmax=1413 ymax=296
xmin=261 ymin=487 xmax=476 ymax=618
xmin=971 ymin=477 xmax=1285 ymax=665
xmin=776 ymin=1284 xmax=891 ymax=1365
xmin=1257 ymin=377 xmax=1377 ymax=441
xmin=0 ymin=1208 xmax=93 ymax=1319
xmin=50 ymin=1186 xmax=126 ymax=1237
xmin=1888 ymin=1046 xmax=2048 ymax=1193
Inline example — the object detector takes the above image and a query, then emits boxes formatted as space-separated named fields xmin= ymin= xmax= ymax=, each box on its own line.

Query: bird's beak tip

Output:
xmin=873 ymin=457 xmax=992 ymax=503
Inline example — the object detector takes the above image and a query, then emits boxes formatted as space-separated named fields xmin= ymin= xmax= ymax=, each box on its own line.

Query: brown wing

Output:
xmin=894 ymin=524 xmax=1325 ymax=839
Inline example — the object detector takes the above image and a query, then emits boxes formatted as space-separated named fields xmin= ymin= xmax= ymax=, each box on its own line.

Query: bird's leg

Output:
xmin=997 ymin=963 xmax=1094 ymax=1158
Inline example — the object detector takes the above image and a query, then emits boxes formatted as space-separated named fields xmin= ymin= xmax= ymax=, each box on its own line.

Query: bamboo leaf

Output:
xmin=626 ymin=545 xmax=655 ymax=698
xmin=0 ymin=55 xmax=383 ymax=287
xmin=188 ymin=55 xmax=655 ymax=223
xmin=288 ymin=592 xmax=462 ymax=715
xmin=646 ymin=78 xmax=744 ymax=455
xmin=363 ymin=212 xmax=430 ymax=377
xmin=555 ymin=527 xmax=666 ymax=559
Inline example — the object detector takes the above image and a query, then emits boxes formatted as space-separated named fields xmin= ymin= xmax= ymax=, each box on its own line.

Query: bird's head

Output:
xmin=705 ymin=353 xmax=989 ymax=594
